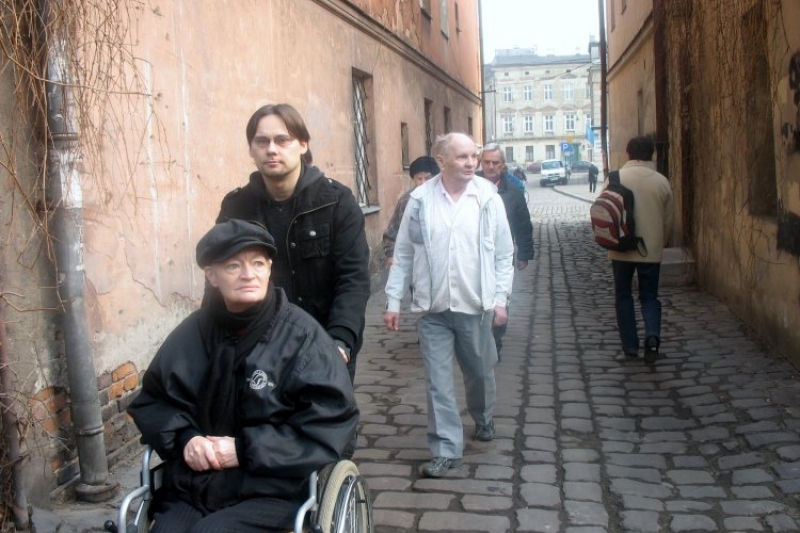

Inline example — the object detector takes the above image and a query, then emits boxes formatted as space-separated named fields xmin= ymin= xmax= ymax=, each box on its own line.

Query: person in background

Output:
xmin=382 ymin=156 xmax=440 ymax=268
xmin=384 ymin=133 xmax=514 ymax=478
xmin=588 ymin=162 xmax=600 ymax=193
xmin=610 ymin=136 xmax=674 ymax=365
xmin=215 ymin=104 xmax=370 ymax=383
xmin=478 ymin=143 xmax=534 ymax=356
xmin=129 ymin=219 xmax=358 ymax=533
xmin=511 ymin=165 xmax=527 ymax=184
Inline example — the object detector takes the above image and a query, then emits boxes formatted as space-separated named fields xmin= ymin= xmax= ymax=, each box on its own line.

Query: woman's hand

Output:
xmin=183 ymin=436 xmax=222 ymax=471
xmin=207 ymin=436 xmax=240 ymax=469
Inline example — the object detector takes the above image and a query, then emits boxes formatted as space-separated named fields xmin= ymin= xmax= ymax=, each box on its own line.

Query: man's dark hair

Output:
xmin=246 ymin=103 xmax=313 ymax=164
xmin=626 ymin=136 xmax=655 ymax=161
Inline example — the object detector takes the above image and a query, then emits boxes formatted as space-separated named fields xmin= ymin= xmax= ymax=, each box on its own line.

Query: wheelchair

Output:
xmin=104 ymin=446 xmax=373 ymax=533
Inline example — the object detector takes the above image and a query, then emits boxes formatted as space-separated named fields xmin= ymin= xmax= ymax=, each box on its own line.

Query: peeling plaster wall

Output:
xmin=606 ymin=34 xmax=656 ymax=169
xmin=76 ymin=0 xmax=481 ymax=380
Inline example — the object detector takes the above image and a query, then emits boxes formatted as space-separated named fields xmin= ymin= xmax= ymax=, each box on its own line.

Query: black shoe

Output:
xmin=614 ymin=352 xmax=639 ymax=362
xmin=421 ymin=457 xmax=463 ymax=478
xmin=644 ymin=336 xmax=659 ymax=364
xmin=475 ymin=421 xmax=495 ymax=442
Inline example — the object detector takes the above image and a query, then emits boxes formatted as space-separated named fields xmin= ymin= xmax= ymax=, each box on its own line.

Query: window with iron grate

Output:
xmin=352 ymin=73 xmax=375 ymax=207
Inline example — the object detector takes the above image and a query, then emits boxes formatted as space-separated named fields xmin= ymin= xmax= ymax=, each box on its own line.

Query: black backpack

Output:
xmin=589 ymin=171 xmax=647 ymax=255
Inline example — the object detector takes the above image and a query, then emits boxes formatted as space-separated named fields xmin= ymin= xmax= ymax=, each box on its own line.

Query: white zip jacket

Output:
xmin=384 ymin=174 xmax=514 ymax=314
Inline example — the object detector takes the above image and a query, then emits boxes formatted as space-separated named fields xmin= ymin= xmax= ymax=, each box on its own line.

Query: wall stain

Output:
xmin=781 ymin=51 xmax=800 ymax=154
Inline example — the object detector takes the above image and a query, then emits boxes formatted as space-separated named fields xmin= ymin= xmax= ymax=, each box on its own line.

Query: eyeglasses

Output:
xmin=252 ymin=135 xmax=295 ymax=149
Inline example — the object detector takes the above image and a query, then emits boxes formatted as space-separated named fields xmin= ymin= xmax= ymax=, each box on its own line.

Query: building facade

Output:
xmin=0 ymin=0 xmax=482 ymax=500
xmin=606 ymin=0 xmax=800 ymax=366
xmin=484 ymin=48 xmax=598 ymax=167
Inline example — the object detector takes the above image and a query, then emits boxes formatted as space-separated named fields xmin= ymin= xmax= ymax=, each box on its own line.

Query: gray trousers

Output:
xmin=417 ymin=309 xmax=498 ymax=458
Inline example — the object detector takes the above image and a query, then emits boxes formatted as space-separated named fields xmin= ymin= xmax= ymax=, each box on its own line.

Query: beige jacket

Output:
xmin=608 ymin=160 xmax=674 ymax=263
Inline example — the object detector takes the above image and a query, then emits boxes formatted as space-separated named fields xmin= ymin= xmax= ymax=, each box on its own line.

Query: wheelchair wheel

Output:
xmin=315 ymin=460 xmax=372 ymax=533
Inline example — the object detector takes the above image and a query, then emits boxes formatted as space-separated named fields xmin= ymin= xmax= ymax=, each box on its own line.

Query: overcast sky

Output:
xmin=481 ymin=0 xmax=601 ymax=63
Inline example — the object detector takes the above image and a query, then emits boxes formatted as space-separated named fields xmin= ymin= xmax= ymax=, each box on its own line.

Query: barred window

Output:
xmin=352 ymin=74 xmax=372 ymax=207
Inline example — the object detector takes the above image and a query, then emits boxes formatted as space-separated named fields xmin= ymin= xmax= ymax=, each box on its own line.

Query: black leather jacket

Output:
xmin=216 ymin=165 xmax=371 ymax=356
xmin=128 ymin=291 xmax=359 ymax=508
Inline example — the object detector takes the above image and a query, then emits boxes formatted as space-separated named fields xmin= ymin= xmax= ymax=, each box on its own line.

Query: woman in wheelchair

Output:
xmin=128 ymin=219 xmax=359 ymax=533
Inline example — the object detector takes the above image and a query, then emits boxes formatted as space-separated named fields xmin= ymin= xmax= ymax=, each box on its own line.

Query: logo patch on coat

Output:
xmin=249 ymin=369 xmax=275 ymax=390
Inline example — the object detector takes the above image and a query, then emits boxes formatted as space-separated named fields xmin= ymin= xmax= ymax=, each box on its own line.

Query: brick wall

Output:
xmin=99 ymin=362 xmax=142 ymax=457
xmin=29 ymin=361 xmax=142 ymax=487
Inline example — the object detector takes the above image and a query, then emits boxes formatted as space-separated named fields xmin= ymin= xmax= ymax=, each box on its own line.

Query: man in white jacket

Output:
xmin=384 ymin=133 xmax=514 ymax=478
xmin=610 ymin=136 xmax=674 ymax=364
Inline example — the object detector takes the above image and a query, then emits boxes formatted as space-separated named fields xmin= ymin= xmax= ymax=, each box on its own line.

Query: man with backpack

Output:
xmin=606 ymin=136 xmax=673 ymax=364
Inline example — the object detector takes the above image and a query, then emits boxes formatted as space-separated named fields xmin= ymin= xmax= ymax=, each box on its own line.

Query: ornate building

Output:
xmin=484 ymin=46 xmax=599 ymax=167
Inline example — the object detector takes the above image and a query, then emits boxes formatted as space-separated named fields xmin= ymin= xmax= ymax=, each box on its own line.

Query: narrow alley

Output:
xmin=49 ymin=184 xmax=800 ymax=533
xmin=353 ymin=184 xmax=800 ymax=532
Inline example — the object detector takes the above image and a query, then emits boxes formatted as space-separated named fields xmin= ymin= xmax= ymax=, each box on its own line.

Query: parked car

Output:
xmin=570 ymin=160 xmax=595 ymax=172
xmin=526 ymin=161 xmax=542 ymax=173
xmin=539 ymin=159 xmax=568 ymax=187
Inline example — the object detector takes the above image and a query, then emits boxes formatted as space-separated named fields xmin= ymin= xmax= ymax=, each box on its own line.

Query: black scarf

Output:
xmin=180 ymin=285 xmax=280 ymax=514
xmin=197 ymin=285 xmax=279 ymax=436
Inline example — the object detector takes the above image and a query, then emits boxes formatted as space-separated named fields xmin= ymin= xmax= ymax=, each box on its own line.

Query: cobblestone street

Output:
xmin=354 ymin=184 xmax=800 ymax=533
xmin=49 ymin=183 xmax=800 ymax=533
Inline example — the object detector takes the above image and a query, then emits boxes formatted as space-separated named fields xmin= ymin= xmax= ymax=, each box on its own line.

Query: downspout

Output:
xmin=652 ymin=0 xmax=669 ymax=177
xmin=0 ymin=296 xmax=29 ymax=529
xmin=598 ymin=0 xmax=609 ymax=172
xmin=477 ymin=0 xmax=486 ymax=144
xmin=40 ymin=0 xmax=117 ymax=502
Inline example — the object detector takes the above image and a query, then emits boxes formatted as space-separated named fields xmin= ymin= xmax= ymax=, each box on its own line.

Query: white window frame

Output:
xmin=502 ymin=115 xmax=514 ymax=134
xmin=544 ymin=114 xmax=554 ymax=132
xmin=523 ymin=84 xmax=533 ymax=101
xmin=565 ymin=113 xmax=576 ymax=131
xmin=523 ymin=115 xmax=534 ymax=133
xmin=503 ymin=86 xmax=513 ymax=103
xmin=564 ymin=83 xmax=574 ymax=101
xmin=543 ymin=83 xmax=553 ymax=101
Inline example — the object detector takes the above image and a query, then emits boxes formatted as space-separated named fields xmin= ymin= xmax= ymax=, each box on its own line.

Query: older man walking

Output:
xmin=384 ymin=133 xmax=514 ymax=478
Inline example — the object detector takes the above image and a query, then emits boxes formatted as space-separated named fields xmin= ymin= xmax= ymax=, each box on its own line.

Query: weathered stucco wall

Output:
xmin=606 ymin=0 xmax=653 ymax=67
xmin=606 ymin=36 xmax=656 ymax=168
xmin=85 ymin=0 xmax=482 ymax=373
xmin=664 ymin=0 xmax=800 ymax=366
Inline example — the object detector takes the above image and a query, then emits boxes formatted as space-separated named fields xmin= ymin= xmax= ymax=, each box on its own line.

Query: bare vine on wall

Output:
xmin=667 ymin=0 xmax=800 ymax=295
xmin=0 ymin=0 xmax=163 ymax=528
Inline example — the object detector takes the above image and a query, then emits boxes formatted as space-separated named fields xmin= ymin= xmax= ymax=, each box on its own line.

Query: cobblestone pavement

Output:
xmin=355 ymin=185 xmax=800 ymax=532
xmin=48 ymin=185 xmax=800 ymax=533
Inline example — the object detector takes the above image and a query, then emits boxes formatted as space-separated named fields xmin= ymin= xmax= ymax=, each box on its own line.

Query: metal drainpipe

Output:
xmin=652 ymin=0 xmax=669 ymax=177
xmin=40 ymin=0 xmax=117 ymax=502
xmin=0 ymin=296 xmax=30 ymax=529
xmin=598 ymin=0 xmax=609 ymax=173
xmin=477 ymin=0 xmax=486 ymax=144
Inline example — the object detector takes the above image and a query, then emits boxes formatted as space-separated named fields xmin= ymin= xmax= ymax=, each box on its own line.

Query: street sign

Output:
xmin=561 ymin=142 xmax=573 ymax=154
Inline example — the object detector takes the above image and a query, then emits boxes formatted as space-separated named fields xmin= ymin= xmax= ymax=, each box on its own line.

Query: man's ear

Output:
xmin=205 ymin=266 xmax=219 ymax=288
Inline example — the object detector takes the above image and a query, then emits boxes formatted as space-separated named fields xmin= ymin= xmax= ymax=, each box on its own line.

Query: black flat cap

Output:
xmin=196 ymin=219 xmax=277 ymax=267
xmin=409 ymin=156 xmax=439 ymax=178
